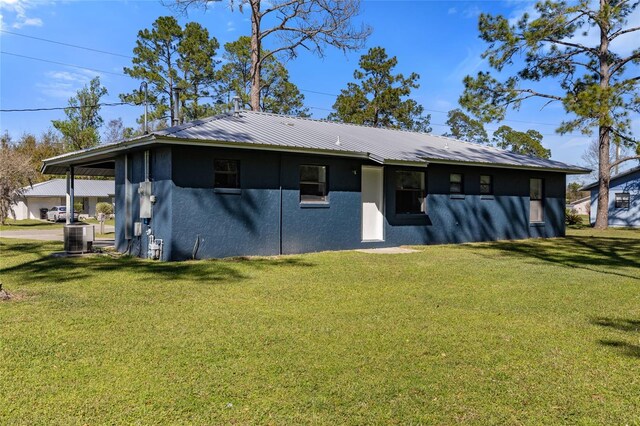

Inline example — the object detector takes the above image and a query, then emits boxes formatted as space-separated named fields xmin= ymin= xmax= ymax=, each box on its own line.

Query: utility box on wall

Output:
xmin=139 ymin=181 xmax=152 ymax=219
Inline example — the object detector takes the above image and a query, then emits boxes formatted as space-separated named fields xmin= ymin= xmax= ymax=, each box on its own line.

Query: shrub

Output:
xmin=96 ymin=202 xmax=114 ymax=216
xmin=74 ymin=201 xmax=84 ymax=212
xmin=565 ymin=209 xmax=583 ymax=227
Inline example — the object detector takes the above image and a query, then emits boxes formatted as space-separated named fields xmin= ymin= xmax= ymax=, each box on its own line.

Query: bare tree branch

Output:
xmin=609 ymin=155 xmax=640 ymax=170
xmin=610 ymin=25 xmax=640 ymax=40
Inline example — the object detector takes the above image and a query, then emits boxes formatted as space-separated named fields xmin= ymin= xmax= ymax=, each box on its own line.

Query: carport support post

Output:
xmin=66 ymin=166 xmax=75 ymax=224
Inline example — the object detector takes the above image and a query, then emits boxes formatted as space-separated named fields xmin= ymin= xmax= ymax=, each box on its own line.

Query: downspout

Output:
xmin=279 ymin=152 xmax=283 ymax=255
xmin=66 ymin=166 xmax=75 ymax=224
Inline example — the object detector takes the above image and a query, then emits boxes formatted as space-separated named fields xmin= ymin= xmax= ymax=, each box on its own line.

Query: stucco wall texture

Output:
xmin=116 ymin=146 xmax=567 ymax=260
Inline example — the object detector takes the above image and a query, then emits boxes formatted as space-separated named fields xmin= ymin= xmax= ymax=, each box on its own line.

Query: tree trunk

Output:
xmin=250 ymin=0 xmax=261 ymax=111
xmin=593 ymin=0 xmax=611 ymax=230
xmin=594 ymin=124 xmax=611 ymax=229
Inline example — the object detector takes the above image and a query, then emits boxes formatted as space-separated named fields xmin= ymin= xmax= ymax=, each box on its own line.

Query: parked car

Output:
xmin=46 ymin=206 xmax=79 ymax=222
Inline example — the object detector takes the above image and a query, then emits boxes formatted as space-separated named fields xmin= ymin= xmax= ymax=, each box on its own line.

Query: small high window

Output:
xmin=396 ymin=171 xmax=426 ymax=214
xmin=450 ymin=173 xmax=463 ymax=194
xmin=480 ymin=175 xmax=493 ymax=195
xmin=214 ymin=159 xmax=240 ymax=189
xmin=530 ymin=178 xmax=544 ymax=223
xmin=615 ymin=193 xmax=630 ymax=209
xmin=300 ymin=165 xmax=328 ymax=203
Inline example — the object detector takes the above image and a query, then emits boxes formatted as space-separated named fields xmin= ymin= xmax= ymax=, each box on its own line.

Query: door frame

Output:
xmin=361 ymin=165 xmax=385 ymax=242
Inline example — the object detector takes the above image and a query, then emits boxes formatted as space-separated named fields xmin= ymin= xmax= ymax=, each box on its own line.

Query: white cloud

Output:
xmin=37 ymin=69 xmax=99 ymax=99
xmin=0 ymin=0 xmax=45 ymax=28
xmin=226 ymin=20 xmax=235 ymax=32
xmin=12 ymin=15 xmax=41 ymax=28
xmin=463 ymin=5 xmax=481 ymax=19
xmin=447 ymin=7 xmax=457 ymax=15
xmin=448 ymin=46 xmax=486 ymax=82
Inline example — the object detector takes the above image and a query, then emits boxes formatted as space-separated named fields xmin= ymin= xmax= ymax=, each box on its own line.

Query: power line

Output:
xmin=0 ymin=32 xmax=566 ymax=129
xmin=1 ymin=102 xmax=135 ymax=112
xmin=2 ymin=100 xmax=584 ymax=138
xmin=1 ymin=51 xmax=128 ymax=77
xmin=0 ymin=29 xmax=133 ymax=59
xmin=301 ymin=89 xmax=562 ymax=127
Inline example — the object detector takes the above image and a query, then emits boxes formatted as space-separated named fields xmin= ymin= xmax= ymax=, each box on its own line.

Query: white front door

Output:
xmin=361 ymin=166 xmax=384 ymax=241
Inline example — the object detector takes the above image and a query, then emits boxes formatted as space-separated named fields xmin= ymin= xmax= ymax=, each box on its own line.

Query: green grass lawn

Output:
xmin=82 ymin=217 xmax=115 ymax=227
xmin=1 ymin=218 xmax=114 ymax=239
xmin=0 ymin=218 xmax=63 ymax=231
xmin=1 ymin=228 xmax=639 ymax=424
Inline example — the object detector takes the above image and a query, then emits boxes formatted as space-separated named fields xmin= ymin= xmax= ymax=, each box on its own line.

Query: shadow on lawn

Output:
xmin=472 ymin=234 xmax=640 ymax=280
xmin=0 ymin=241 xmax=315 ymax=286
xmin=598 ymin=340 xmax=640 ymax=358
xmin=592 ymin=317 xmax=640 ymax=359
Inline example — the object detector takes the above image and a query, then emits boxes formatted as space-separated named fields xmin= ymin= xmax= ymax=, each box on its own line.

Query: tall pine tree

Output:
xmin=329 ymin=47 xmax=431 ymax=132
xmin=216 ymin=36 xmax=308 ymax=116
xmin=460 ymin=0 xmax=640 ymax=228
xmin=120 ymin=17 xmax=219 ymax=126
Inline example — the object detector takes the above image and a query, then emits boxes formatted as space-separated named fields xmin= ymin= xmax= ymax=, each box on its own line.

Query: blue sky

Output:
xmin=0 ymin=0 xmax=638 ymax=173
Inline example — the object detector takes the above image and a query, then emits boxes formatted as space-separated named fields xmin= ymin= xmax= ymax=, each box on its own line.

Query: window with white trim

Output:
xmin=529 ymin=178 xmax=544 ymax=223
xmin=615 ymin=193 xmax=630 ymax=209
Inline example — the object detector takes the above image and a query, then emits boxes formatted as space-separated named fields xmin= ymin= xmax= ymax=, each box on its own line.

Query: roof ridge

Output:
xmin=242 ymin=111 xmax=566 ymax=164
xmin=158 ymin=112 xmax=234 ymax=135
xmin=242 ymin=110 xmax=438 ymax=136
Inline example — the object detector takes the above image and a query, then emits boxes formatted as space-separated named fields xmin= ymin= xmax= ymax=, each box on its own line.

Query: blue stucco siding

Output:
xmin=114 ymin=145 xmax=567 ymax=260
xmin=280 ymin=154 xmax=366 ymax=254
xmin=115 ymin=147 xmax=173 ymax=259
xmin=170 ymin=146 xmax=281 ymax=260
xmin=589 ymin=169 xmax=640 ymax=227
xmin=384 ymin=165 xmax=565 ymax=245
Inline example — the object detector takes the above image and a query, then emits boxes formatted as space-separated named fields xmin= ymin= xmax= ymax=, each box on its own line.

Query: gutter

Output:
xmin=419 ymin=157 xmax=590 ymax=175
xmin=41 ymin=133 xmax=590 ymax=176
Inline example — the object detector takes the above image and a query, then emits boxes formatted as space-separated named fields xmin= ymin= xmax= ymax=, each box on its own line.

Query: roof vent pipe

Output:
xmin=232 ymin=96 xmax=241 ymax=117
xmin=140 ymin=82 xmax=149 ymax=134
xmin=172 ymin=87 xmax=181 ymax=127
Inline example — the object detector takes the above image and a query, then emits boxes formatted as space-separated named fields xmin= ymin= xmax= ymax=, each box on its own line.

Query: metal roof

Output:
xmin=580 ymin=165 xmax=640 ymax=191
xmin=42 ymin=111 xmax=590 ymax=175
xmin=21 ymin=179 xmax=115 ymax=197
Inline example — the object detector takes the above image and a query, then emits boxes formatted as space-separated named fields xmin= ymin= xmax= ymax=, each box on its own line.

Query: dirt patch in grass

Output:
xmin=0 ymin=284 xmax=27 ymax=302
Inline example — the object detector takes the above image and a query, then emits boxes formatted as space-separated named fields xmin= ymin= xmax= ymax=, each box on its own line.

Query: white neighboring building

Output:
xmin=11 ymin=179 xmax=115 ymax=220
xmin=568 ymin=196 xmax=590 ymax=215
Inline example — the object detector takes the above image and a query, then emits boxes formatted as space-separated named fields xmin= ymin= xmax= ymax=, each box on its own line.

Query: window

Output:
xmin=450 ymin=173 xmax=464 ymax=194
xmin=480 ymin=175 xmax=493 ymax=195
xmin=300 ymin=165 xmax=328 ymax=203
xmin=615 ymin=193 xmax=630 ymax=209
xmin=396 ymin=171 xmax=426 ymax=214
xmin=530 ymin=178 xmax=544 ymax=223
xmin=214 ymin=159 xmax=239 ymax=189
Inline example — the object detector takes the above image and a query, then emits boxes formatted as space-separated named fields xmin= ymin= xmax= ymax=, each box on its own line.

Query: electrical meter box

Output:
xmin=139 ymin=181 xmax=152 ymax=219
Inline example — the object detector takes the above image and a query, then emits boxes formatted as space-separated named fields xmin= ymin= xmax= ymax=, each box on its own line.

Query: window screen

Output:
xmin=480 ymin=175 xmax=493 ymax=195
xmin=450 ymin=173 xmax=463 ymax=194
xmin=214 ymin=160 xmax=240 ymax=189
xmin=615 ymin=193 xmax=630 ymax=209
xmin=396 ymin=171 xmax=426 ymax=214
xmin=300 ymin=165 xmax=328 ymax=202
xmin=530 ymin=178 xmax=544 ymax=223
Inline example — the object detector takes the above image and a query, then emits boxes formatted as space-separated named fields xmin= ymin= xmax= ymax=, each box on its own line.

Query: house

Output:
xmin=581 ymin=165 xmax=640 ymax=227
xmin=567 ymin=196 xmax=590 ymax=215
xmin=11 ymin=179 xmax=115 ymax=220
xmin=41 ymin=110 xmax=588 ymax=260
